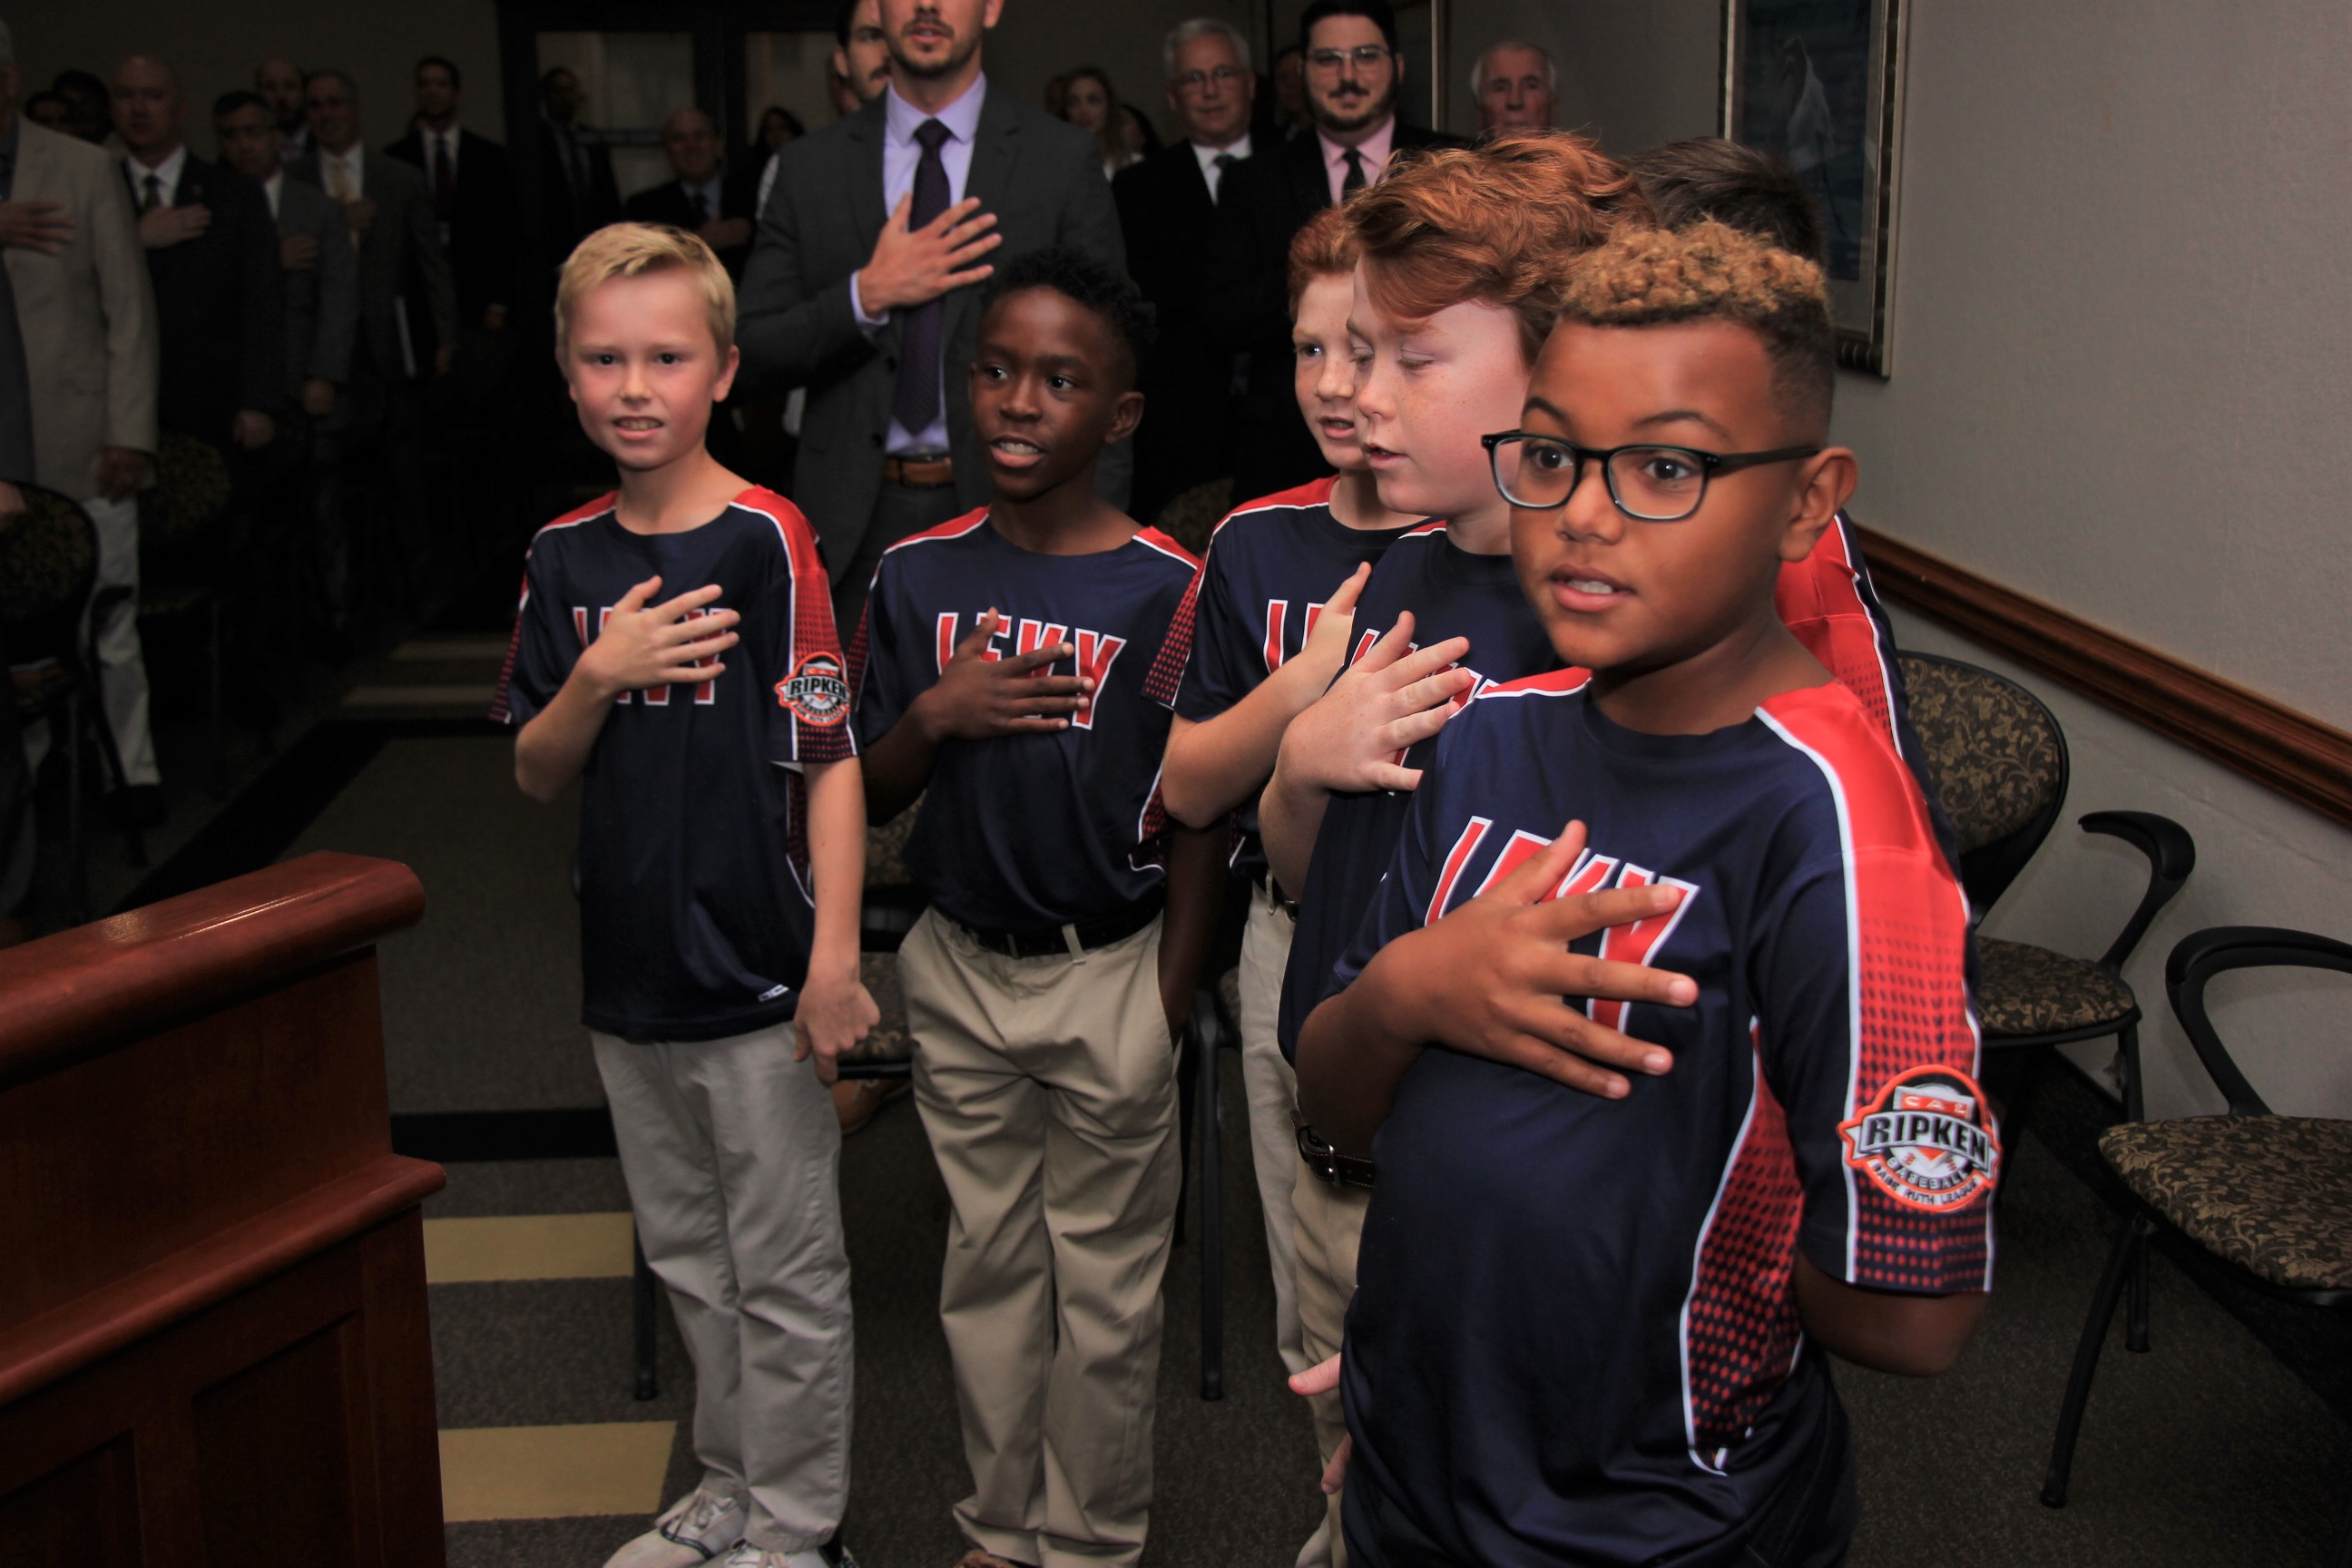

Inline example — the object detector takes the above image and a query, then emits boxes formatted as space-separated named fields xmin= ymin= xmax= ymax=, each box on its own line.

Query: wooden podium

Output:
xmin=0 ymin=853 xmax=447 ymax=1564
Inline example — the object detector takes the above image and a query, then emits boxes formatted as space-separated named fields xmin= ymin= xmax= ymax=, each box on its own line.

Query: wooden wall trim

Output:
xmin=1853 ymin=524 xmax=2352 ymax=829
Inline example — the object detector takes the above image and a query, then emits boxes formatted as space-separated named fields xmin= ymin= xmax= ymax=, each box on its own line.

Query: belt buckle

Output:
xmin=1293 ymin=1109 xmax=1374 ymax=1189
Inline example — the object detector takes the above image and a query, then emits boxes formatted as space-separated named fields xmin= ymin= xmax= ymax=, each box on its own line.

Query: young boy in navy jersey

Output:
xmin=1298 ymin=222 xmax=1994 ymax=1567
xmin=850 ymin=248 xmax=1227 ymax=1568
xmin=493 ymin=224 xmax=871 ymax=1568
xmin=1142 ymin=206 xmax=1414 ymax=1510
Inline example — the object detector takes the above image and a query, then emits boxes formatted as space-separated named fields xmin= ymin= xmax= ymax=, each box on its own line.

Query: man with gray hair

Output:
xmin=1470 ymin=38 xmax=1559 ymax=134
xmin=0 ymin=18 xmax=165 ymax=821
xmin=1112 ymin=16 xmax=1256 ymax=522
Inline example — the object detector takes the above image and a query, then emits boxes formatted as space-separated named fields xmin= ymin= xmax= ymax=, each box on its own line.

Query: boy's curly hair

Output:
xmin=1348 ymin=131 xmax=1653 ymax=363
xmin=984 ymin=246 xmax=1157 ymax=390
xmin=1286 ymin=205 xmax=1357 ymax=313
xmin=1556 ymin=220 xmax=1836 ymax=432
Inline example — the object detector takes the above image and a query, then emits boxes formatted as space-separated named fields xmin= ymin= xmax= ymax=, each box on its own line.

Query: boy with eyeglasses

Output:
xmin=1297 ymin=220 xmax=1994 ymax=1568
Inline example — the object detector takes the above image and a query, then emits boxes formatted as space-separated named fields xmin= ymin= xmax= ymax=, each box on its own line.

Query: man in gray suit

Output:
xmin=0 ymin=20 xmax=164 ymax=813
xmin=736 ymin=0 xmax=1124 ymax=630
xmin=289 ymin=66 xmax=456 ymax=603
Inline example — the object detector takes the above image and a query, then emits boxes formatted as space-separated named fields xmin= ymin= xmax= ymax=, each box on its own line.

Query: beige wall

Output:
xmin=13 ymin=0 xmax=505 ymax=152
xmin=988 ymin=0 xmax=1258 ymax=146
xmin=1446 ymin=0 xmax=2352 ymax=1118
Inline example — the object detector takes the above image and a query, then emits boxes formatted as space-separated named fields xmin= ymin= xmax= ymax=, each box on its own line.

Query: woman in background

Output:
xmin=1056 ymin=66 xmax=1143 ymax=180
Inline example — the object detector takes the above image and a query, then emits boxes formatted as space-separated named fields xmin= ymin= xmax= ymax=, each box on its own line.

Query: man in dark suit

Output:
xmin=255 ymin=58 xmax=311 ymax=166
xmin=292 ymin=67 xmax=456 ymax=601
xmin=112 ymin=56 xmax=284 ymax=457
xmin=1114 ymin=16 xmax=1257 ymax=524
xmin=736 ymin=0 xmax=1124 ymax=630
xmin=535 ymin=67 xmax=620 ymax=264
xmin=215 ymin=88 xmax=359 ymax=645
xmin=387 ymin=55 xmax=518 ymax=333
xmin=1205 ymin=0 xmax=1459 ymax=501
xmin=623 ymin=107 xmax=755 ymax=278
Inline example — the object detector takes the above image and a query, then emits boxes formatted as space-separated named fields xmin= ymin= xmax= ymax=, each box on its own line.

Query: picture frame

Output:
xmin=1720 ymin=0 xmax=1909 ymax=375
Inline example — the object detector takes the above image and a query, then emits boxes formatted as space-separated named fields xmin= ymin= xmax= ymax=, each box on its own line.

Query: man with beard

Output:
xmin=734 ymin=0 xmax=1124 ymax=632
xmin=1204 ymin=0 xmax=1457 ymax=502
xmin=254 ymin=57 xmax=309 ymax=164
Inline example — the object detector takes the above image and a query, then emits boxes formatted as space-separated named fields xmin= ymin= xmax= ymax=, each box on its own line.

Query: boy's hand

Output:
xmin=1369 ymin=820 xmax=1698 ymax=1100
xmin=573 ymin=574 xmax=740 ymax=701
xmin=1277 ymin=612 xmax=1475 ymax=796
xmin=793 ymin=960 xmax=879 ymax=1087
xmin=915 ymin=608 xmax=1093 ymax=741
xmin=1289 ymin=561 xmax=1371 ymax=684
xmin=1288 ymin=1355 xmax=1351 ymax=1493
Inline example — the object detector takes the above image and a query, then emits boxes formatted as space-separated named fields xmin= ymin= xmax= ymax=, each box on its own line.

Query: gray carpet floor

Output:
xmin=258 ymin=733 xmax=2347 ymax=1567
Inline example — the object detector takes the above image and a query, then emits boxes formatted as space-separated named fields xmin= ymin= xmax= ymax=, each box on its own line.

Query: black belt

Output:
xmin=1295 ymin=1110 xmax=1376 ymax=1190
xmin=955 ymin=894 xmax=1162 ymax=959
xmin=1255 ymin=872 xmax=1299 ymax=918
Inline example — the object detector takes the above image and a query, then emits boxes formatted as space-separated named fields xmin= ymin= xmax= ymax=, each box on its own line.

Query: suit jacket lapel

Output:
xmin=947 ymin=89 xmax=1019 ymax=355
xmin=844 ymin=98 xmax=888 ymax=250
xmin=1286 ymin=132 xmax=1329 ymax=213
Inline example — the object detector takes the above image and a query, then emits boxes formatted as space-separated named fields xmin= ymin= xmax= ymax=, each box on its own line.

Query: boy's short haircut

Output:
xmin=554 ymin=221 xmax=737 ymax=361
xmin=1627 ymin=136 xmax=1827 ymax=270
xmin=1558 ymin=219 xmax=1836 ymax=435
xmin=1286 ymin=205 xmax=1358 ymax=312
xmin=1348 ymin=132 xmax=1653 ymax=363
xmin=983 ymin=246 xmax=1157 ymax=391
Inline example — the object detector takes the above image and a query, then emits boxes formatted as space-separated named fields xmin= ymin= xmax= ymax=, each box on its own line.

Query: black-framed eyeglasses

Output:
xmin=1307 ymin=45 xmax=1394 ymax=73
xmin=1172 ymin=64 xmax=1247 ymax=93
xmin=1481 ymin=432 xmax=1821 ymax=522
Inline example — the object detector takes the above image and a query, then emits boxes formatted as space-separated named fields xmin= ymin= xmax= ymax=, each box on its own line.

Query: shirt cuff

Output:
xmin=850 ymin=270 xmax=886 ymax=331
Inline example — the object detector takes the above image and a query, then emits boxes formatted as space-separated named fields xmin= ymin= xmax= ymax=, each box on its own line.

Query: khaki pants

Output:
xmin=593 ymin=1024 xmax=851 ymax=1553
xmin=900 ymin=906 xmax=1181 ymax=1568
xmin=1239 ymin=887 xmax=1336 ymax=1567
xmin=1295 ymin=1161 xmax=1371 ymax=1568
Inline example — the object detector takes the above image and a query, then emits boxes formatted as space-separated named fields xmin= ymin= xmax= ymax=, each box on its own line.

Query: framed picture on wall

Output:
xmin=1720 ymin=0 xmax=1908 ymax=375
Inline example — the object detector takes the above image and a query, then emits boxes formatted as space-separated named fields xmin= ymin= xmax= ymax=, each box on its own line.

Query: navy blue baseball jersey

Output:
xmin=1277 ymin=513 xmax=1939 ymax=1063
xmin=851 ymin=508 xmax=1200 ymax=932
xmin=491 ymin=488 xmax=856 ymax=1043
xmin=1276 ymin=521 xmax=1557 ymax=1061
xmin=1140 ymin=475 xmax=1421 ymax=879
xmin=1335 ymin=672 xmax=1993 ymax=1567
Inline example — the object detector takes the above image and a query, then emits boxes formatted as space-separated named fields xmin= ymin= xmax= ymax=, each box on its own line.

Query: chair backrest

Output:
xmin=2165 ymin=926 xmax=2352 ymax=1118
xmin=0 ymin=486 xmax=101 ymax=666
xmin=140 ymin=432 xmax=233 ymax=550
xmin=1896 ymin=652 xmax=2070 ymax=911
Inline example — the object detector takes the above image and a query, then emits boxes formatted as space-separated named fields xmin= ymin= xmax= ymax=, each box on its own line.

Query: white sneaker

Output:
xmin=603 ymin=1487 xmax=749 ymax=1568
xmin=720 ymin=1542 xmax=858 ymax=1568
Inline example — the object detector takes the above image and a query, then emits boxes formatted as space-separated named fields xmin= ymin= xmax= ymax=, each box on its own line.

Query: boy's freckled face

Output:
xmin=971 ymin=288 xmax=1136 ymax=502
xmin=565 ymin=270 xmax=738 ymax=471
xmin=1348 ymin=268 xmax=1529 ymax=521
xmin=1292 ymin=272 xmax=1367 ymax=471
xmin=1511 ymin=319 xmax=1809 ymax=675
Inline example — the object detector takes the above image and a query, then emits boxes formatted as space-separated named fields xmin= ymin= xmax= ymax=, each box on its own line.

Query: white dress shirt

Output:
xmin=262 ymin=168 xmax=284 ymax=220
xmin=319 ymin=141 xmax=366 ymax=201
xmin=1191 ymin=132 xmax=1251 ymax=202
xmin=124 ymin=143 xmax=189 ymax=208
xmin=852 ymin=76 xmax=987 ymax=456
xmin=681 ymin=173 xmax=724 ymax=223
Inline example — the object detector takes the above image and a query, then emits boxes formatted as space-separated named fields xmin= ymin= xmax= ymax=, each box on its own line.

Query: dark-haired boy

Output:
xmin=1298 ymin=222 xmax=1994 ymax=1568
xmin=851 ymin=248 xmax=1227 ymax=1568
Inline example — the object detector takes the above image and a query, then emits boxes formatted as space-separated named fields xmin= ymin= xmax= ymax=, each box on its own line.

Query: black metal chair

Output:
xmin=140 ymin=433 xmax=239 ymax=795
xmin=2041 ymin=926 xmax=2352 ymax=1565
xmin=1190 ymin=966 xmax=1243 ymax=1399
xmin=1899 ymin=653 xmax=2195 ymax=1350
xmin=0 ymin=485 xmax=142 ymax=919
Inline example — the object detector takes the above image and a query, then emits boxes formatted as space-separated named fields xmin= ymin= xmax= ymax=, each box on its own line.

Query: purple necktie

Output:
xmin=892 ymin=119 xmax=953 ymax=439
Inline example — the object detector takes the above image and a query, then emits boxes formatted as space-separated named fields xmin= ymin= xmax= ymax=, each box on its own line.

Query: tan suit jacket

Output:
xmin=4 ymin=119 xmax=158 ymax=496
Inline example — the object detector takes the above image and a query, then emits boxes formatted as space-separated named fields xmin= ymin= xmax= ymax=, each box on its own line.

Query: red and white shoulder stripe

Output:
xmin=730 ymin=485 xmax=827 ymax=583
xmin=1210 ymin=475 xmax=1339 ymax=544
xmin=1131 ymin=525 xmax=1202 ymax=575
xmin=1477 ymin=668 xmax=1592 ymax=701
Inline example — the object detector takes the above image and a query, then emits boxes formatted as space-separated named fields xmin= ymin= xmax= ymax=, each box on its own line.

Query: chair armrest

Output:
xmin=2163 ymin=925 xmax=2352 ymax=1115
xmin=2082 ymin=811 xmax=2196 ymax=973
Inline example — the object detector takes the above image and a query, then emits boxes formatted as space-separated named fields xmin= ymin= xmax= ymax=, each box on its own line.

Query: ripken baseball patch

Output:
xmin=1838 ymin=1066 xmax=2001 ymax=1211
xmin=777 ymin=652 xmax=852 ymax=727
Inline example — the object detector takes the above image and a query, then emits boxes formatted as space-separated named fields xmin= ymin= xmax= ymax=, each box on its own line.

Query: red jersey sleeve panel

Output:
xmin=1754 ymin=683 xmax=1994 ymax=1297
xmin=1773 ymin=515 xmax=1903 ymax=755
xmin=734 ymin=487 xmax=858 ymax=764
